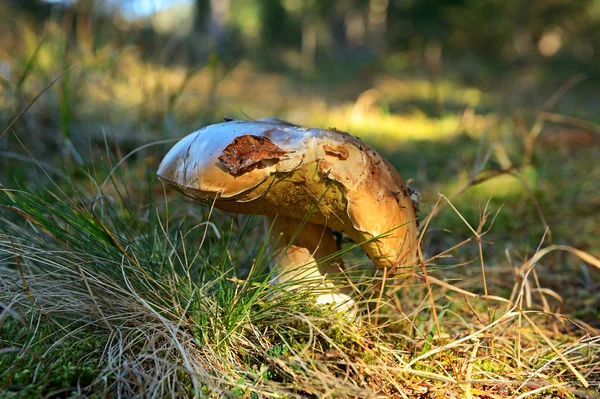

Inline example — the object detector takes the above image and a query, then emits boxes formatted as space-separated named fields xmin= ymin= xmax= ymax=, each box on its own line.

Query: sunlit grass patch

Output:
xmin=372 ymin=75 xmax=486 ymax=108
xmin=302 ymin=104 xmax=495 ymax=147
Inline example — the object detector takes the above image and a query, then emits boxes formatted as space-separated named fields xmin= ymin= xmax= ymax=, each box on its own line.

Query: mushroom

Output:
xmin=157 ymin=118 xmax=418 ymax=314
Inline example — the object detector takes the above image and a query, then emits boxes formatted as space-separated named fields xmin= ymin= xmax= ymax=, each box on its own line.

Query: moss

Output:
xmin=1 ymin=317 xmax=105 ymax=398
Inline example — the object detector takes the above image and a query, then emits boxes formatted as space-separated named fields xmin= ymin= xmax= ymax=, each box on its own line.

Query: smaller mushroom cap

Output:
xmin=158 ymin=119 xmax=418 ymax=269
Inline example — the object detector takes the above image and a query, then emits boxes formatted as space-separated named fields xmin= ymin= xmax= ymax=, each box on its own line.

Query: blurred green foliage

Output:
xmin=4 ymin=0 xmax=600 ymax=71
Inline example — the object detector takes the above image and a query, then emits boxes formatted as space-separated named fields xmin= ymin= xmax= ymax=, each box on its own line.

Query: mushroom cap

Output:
xmin=158 ymin=119 xmax=418 ymax=270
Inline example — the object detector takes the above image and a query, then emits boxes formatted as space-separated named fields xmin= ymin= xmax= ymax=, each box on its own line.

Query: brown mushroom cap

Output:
xmin=158 ymin=119 xmax=418 ymax=270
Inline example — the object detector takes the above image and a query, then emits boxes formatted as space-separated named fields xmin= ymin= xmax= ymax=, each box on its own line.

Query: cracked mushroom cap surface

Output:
xmin=158 ymin=119 xmax=418 ymax=269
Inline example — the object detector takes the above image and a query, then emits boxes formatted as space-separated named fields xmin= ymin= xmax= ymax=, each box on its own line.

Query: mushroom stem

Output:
xmin=266 ymin=215 xmax=355 ymax=314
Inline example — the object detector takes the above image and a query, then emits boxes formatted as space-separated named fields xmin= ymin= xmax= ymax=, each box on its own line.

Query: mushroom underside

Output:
xmin=163 ymin=163 xmax=415 ymax=269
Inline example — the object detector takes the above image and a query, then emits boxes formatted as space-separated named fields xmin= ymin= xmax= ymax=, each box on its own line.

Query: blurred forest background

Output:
xmin=1 ymin=0 xmax=599 ymax=286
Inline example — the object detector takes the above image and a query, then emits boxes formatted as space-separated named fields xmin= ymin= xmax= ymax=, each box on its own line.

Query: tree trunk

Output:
xmin=367 ymin=0 xmax=388 ymax=56
xmin=208 ymin=0 xmax=229 ymax=52
xmin=193 ymin=0 xmax=210 ymax=34
xmin=301 ymin=16 xmax=317 ymax=76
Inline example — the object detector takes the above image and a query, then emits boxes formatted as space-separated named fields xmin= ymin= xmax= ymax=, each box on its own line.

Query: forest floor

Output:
xmin=1 ymin=13 xmax=599 ymax=398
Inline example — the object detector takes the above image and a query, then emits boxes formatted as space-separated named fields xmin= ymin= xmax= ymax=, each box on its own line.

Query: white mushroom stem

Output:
xmin=265 ymin=215 xmax=355 ymax=314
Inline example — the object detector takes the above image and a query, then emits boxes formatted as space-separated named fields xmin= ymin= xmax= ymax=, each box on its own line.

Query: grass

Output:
xmin=1 ymin=6 xmax=600 ymax=398
xmin=1 ymin=152 xmax=598 ymax=398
